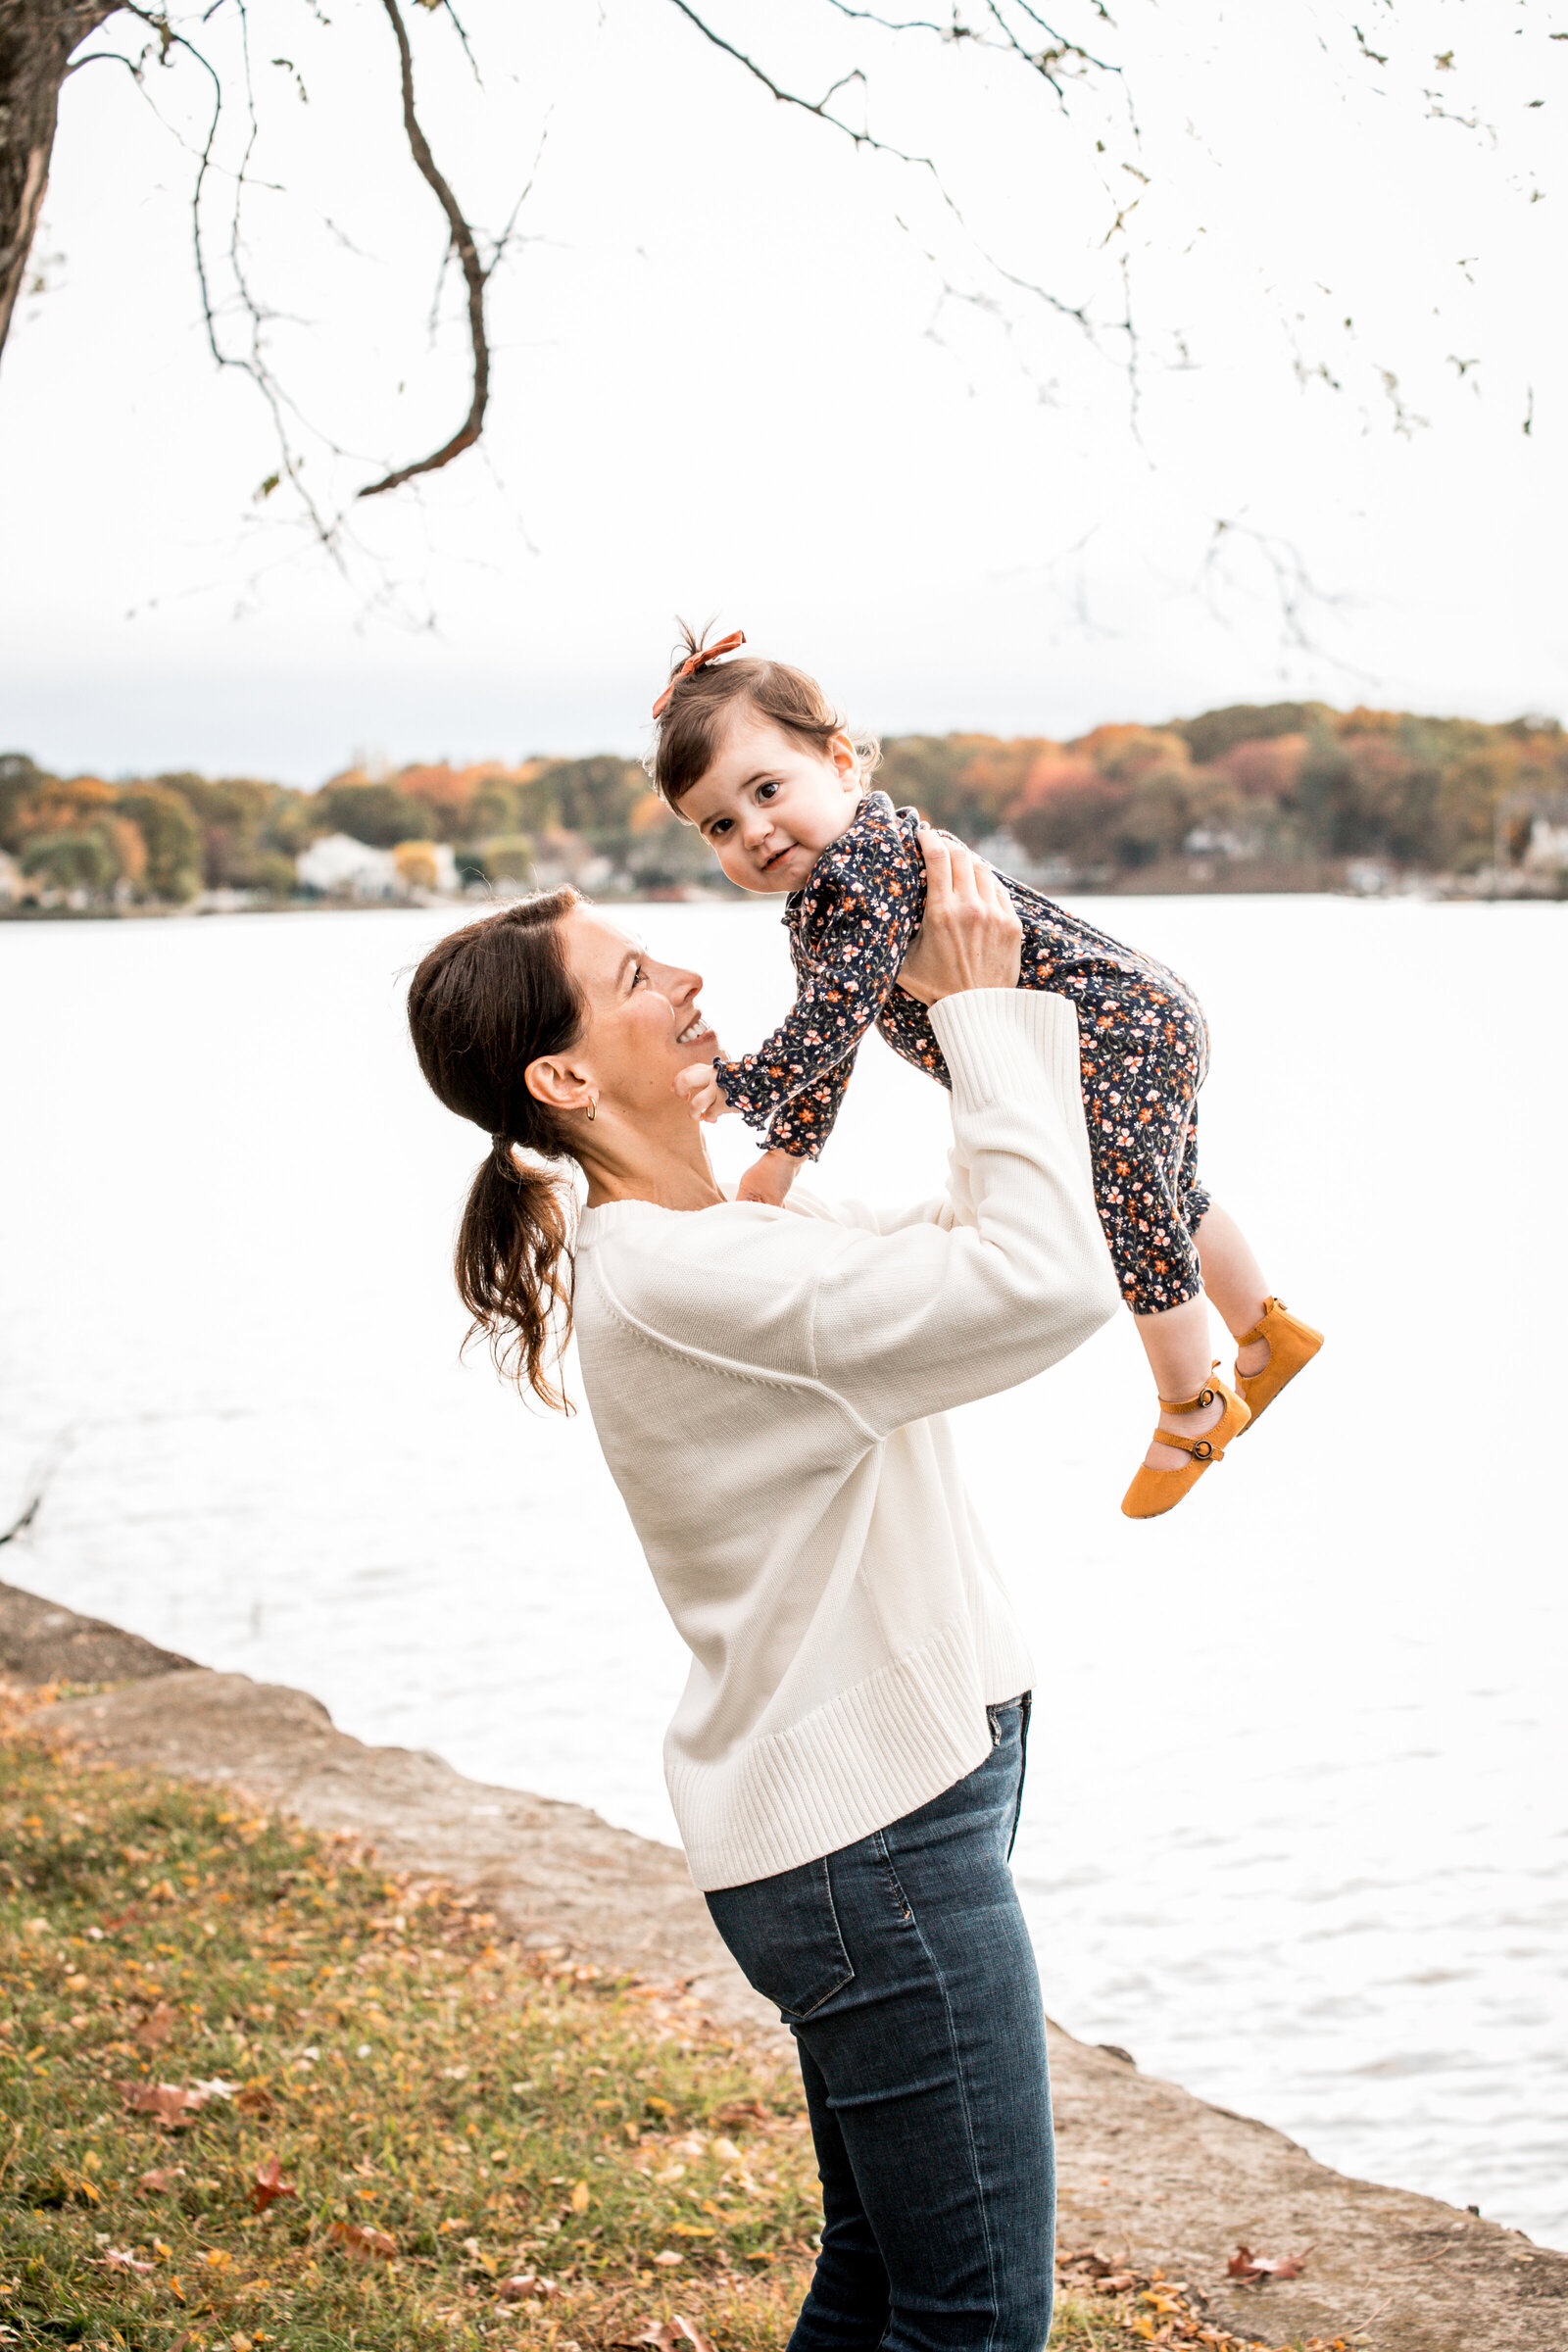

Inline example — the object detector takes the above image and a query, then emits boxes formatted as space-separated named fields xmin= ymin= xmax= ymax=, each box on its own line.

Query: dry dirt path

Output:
xmin=3 ymin=1574 xmax=1562 ymax=2351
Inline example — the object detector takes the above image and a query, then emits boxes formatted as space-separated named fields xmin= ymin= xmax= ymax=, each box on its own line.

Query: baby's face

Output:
xmin=681 ymin=711 xmax=861 ymax=894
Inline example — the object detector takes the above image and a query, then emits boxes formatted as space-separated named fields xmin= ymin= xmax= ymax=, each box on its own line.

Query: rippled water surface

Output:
xmin=2 ymin=896 xmax=1563 ymax=2244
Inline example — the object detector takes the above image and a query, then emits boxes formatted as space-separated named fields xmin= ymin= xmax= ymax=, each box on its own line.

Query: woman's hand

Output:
xmin=895 ymin=830 xmax=1023 ymax=1005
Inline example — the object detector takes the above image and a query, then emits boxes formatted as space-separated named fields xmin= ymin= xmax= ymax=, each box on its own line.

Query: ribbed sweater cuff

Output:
xmin=928 ymin=988 xmax=1080 ymax=1116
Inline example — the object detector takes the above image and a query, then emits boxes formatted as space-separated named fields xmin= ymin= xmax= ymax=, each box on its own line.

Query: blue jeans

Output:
xmin=706 ymin=1696 xmax=1052 ymax=2352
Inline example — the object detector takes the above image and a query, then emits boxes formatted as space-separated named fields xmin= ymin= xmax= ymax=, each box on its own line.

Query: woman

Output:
xmin=407 ymin=834 xmax=1120 ymax=2352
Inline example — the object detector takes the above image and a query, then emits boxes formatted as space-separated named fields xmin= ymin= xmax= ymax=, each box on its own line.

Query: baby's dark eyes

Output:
xmin=757 ymin=781 xmax=779 ymax=802
xmin=709 ymin=816 xmax=732 ymax=838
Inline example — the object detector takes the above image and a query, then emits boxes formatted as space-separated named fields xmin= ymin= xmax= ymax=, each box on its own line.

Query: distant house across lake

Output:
xmin=296 ymin=832 xmax=460 ymax=903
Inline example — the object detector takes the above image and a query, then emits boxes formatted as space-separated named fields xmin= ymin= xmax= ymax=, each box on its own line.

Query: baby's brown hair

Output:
xmin=648 ymin=622 xmax=879 ymax=812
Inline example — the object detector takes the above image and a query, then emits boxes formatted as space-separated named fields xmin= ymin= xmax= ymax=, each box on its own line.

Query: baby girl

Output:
xmin=655 ymin=628 xmax=1321 ymax=1519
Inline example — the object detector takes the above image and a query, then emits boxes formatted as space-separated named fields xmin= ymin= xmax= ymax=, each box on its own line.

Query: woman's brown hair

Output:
xmin=406 ymin=890 xmax=585 ymax=1409
xmin=649 ymin=621 xmax=879 ymax=809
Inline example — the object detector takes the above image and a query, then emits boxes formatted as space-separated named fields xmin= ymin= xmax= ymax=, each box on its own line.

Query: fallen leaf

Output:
xmin=139 ymin=2168 xmax=185 ymax=2191
xmin=99 ymin=2246 xmax=155 ymax=2274
xmin=235 ymin=2082 xmax=274 ymax=2116
xmin=119 ymin=2081 xmax=209 ymax=2130
xmin=1226 ymin=2241 xmax=1313 ymax=2284
xmin=629 ymin=2318 xmax=716 ymax=2352
xmin=328 ymin=2220 xmax=396 ymax=2260
xmin=251 ymin=2156 xmax=297 ymax=2214
xmin=135 ymin=2004 xmax=177 ymax=2048
xmin=711 ymin=2137 xmax=743 ymax=2163
xmin=653 ymin=2249 xmax=683 ymax=2266
xmin=570 ymin=2180 xmax=590 ymax=2213
xmin=497 ymin=2271 xmax=561 ymax=2303
xmin=191 ymin=2077 xmax=239 ymax=2101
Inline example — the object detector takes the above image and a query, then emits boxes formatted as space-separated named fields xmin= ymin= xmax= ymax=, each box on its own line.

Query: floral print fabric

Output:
xmin=711 ymin=792 xmax=1212 ymax=1314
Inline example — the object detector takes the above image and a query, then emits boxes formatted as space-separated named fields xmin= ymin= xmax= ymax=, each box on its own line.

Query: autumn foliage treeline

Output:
xmin=3 ymin=699 xmax=1563 ymax=907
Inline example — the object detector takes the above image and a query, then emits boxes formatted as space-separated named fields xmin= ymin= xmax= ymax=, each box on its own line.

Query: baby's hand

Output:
xmin=736 ymin=1149 xmax=806 ymax=1207
xmin=675 ymin=1062 xmax=727 ymax=1122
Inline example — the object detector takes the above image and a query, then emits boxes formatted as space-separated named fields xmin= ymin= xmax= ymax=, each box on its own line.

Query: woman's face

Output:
xmin=557 ymin=904 xmax=720 ymax=1120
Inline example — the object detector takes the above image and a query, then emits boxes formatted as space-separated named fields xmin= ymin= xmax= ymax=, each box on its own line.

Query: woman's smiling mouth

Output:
xmin=676 ymin=1012 xmax=712 ymax=1047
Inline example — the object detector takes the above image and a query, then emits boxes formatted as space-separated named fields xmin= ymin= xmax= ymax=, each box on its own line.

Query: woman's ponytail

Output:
xmin=406 ymin=891 xmax=587 ymax=1409
xmin=455 ymin=1140 xmax=576 ymax=1407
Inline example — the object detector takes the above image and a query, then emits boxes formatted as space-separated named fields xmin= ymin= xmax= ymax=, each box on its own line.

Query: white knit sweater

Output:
xmin=572 ymin=989 xmax=1120 ymax=1890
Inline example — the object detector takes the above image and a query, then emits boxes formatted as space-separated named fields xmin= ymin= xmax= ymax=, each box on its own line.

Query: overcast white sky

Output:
xmin=2 ymin=0 xmax=1563 ymax=785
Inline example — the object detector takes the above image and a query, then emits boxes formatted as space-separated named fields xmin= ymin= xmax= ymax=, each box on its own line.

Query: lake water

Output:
xmin=2 ymin=895 xmax=1563 ymax=2247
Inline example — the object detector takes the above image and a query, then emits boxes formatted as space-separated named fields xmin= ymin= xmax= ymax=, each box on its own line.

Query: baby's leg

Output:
xmin=1134 ymin=1297 xmax=1226 ymax=1471
xmin=1190 ymin=1203 xmax=1270 ymax=1377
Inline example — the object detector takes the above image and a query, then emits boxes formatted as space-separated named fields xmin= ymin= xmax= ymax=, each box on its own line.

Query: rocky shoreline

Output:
xmin=2 ymin=1572 xmax=1562 ymax=2352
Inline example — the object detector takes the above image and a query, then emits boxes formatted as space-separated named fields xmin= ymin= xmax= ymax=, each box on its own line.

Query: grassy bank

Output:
xmin=1 ymin=1700 xmax=1339 ymax=2352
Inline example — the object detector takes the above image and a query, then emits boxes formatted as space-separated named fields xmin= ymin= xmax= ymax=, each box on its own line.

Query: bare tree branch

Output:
xmin=107 ymin=2 xmax=346 ymax=549
xmin=661 ymin=0 xmax=1101 ymax=334
xmin=356 ymin=0 xmax=490 ymax=500
xmin=821 ymin=3 xmax=978 ymax=36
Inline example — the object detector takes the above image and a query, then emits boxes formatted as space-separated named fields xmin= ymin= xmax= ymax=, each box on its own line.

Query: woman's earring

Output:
xmin=586 ymin=1096 xmax=597 ymax=1123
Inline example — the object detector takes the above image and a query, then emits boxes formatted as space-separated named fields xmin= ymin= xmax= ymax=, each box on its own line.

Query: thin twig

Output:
xmin=0 ymin=1492 xmax=42 ymax=1548
xmin=437 ymin=0 xmax=482 ymax=85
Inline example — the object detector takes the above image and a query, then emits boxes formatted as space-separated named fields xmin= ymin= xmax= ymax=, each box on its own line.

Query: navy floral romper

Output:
xmin=711 ymin=792 xmax=1213 ymax=1315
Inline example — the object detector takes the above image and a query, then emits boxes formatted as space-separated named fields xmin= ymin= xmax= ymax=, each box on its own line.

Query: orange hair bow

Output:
xmin=652 ymin=629 xmax=747 ymax=718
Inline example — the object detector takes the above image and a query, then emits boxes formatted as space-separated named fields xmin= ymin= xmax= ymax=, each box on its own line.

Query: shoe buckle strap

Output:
xmin=1158 ymin=1427 xmax=1224 ymax=1462
xmin=1159 ymin=1361 xmax=1222 ymax=1414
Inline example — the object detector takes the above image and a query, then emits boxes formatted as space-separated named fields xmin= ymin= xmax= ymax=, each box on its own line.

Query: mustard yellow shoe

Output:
xmin=1121 ymin=1365 xmax=1250 ymax=1520
xmin=1233 ymin=1297 xmax=1323 ymax=1429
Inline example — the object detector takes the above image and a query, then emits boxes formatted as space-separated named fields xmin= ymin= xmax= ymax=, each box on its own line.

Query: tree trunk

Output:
xmin=0 ymin=0 xmax=119 ymax=361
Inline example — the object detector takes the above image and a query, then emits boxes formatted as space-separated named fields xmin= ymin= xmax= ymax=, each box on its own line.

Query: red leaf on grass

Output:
xmin=119 ymin=2082 xmax=209 ymax=2130
xmin=135 ymin=2003 xmax=177 ymax=2048
xmin=328 ymin=2220 xmax=396 ymax=2259
xmin=251 ymin=2156 xmax=298 ymax=2214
